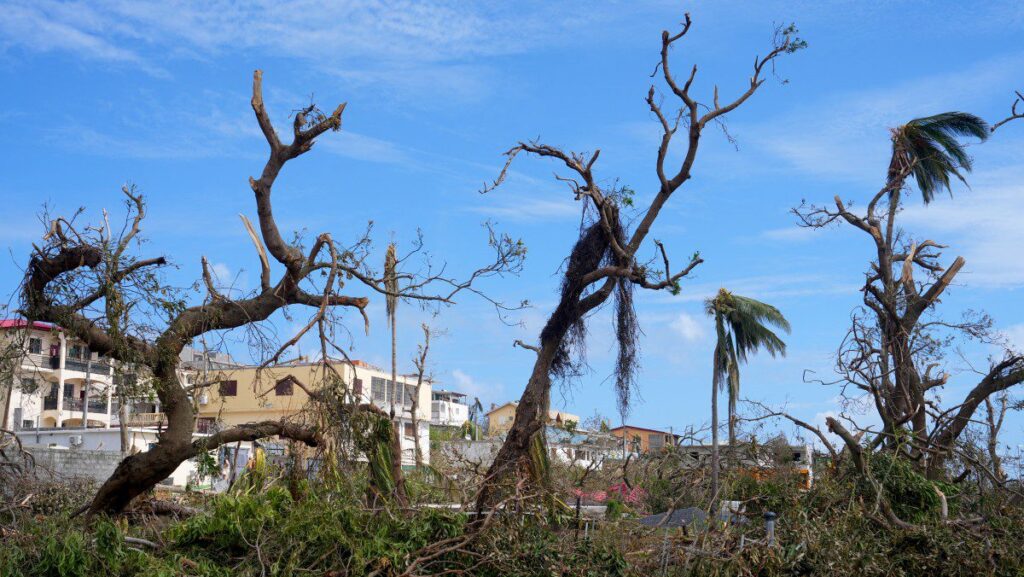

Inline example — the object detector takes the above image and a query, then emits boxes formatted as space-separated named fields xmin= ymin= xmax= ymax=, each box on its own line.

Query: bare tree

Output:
xmin=982 ymin=392 xmax=1011 ymax=482
xmin=796 ymin=111 xmax=1024 ymax=479
xmin=991 ymin=89 xmax=1023 ymax=132
xmin=474 ymin=15 xmax=804 ymax=511
xmin=409 ymin=323 xmax=433 ymax=467
xmin=18 ymin=71 xmax=524 ymax=515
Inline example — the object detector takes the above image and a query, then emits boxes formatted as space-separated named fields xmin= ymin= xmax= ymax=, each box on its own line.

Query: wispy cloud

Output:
xmin=1000 ymin=323 xmax=1024 ymax=353
xmin=743 ymin=53 xmax=1024 ymax=183
xmin=0 ymin=1 xmax=616 ymax=101
xmin=451 ymin=368 xmax=503 ymax=405
xmin=320 ymin=132 xmax=413 ymax=164
xmin=901 ymin=160 xmax=1024 ymax=288
xmin=655 ymin=273 xmax=860 ymax=304
xmin=759 ymin=226 xmax=825 ymax=243
xmin=0 ymin=2 xmax=167 ymax=76
xmin=464 ymin=196 xmax=579 ymax=223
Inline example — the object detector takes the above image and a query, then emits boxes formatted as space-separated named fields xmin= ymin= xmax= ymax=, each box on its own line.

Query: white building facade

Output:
xmin=1 ymin=320 xmax=120 ymax=431
xmin=430 ymin=389 xmax=469 ymax=427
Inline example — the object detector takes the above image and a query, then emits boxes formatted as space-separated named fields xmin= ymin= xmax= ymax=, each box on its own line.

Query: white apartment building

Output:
xmin=430 ymin=389 xmax=469 ymax=427
xmin=1 ymin=320 xmax=120 ymax=430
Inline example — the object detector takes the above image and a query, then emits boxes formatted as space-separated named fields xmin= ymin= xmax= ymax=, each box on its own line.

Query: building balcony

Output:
xmin=39 ymin=407 xmax=113 ymax=428
xmin=64 ymin=358 xmax=113 ymax=376
xmin=21 ymin=352 xmax=58 ymax=371
xmin=121 ymin=412 xmax=167 ymax=428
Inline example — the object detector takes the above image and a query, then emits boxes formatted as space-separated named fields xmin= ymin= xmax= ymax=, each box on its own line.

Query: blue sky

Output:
xmin=2 ymin=1 xmax=1024 ymax=452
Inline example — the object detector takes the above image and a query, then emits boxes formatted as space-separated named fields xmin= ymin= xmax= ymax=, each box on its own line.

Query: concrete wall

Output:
xmin=20 ymin=446 xmax=123 ymax=484
xmin=14 ymin=442 xmax=197 ymax=487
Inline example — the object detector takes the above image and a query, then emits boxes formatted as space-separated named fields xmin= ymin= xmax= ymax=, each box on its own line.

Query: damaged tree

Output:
xmin=797 ymin=111 xmax=1024 ymax=479
xmin=475 ymin=15 xmax=805 ymax=511
xmin=20 ymin=71 xmax=524 ymax=515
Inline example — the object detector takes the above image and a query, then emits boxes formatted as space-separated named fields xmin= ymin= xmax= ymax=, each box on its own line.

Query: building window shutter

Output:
xmin=219 ymin=380 xmax=238 ymax=396
xmin=404 ymin=422 xmax=415 ymax=437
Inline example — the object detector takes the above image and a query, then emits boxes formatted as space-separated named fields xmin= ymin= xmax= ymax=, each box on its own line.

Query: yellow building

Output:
xmin=485 ymin=402 xmax=579 ymax=437
xmin=609 ymin=425 xmax=681 ymax=454
xmin=195 ymin=359 xmax=432 ymax=465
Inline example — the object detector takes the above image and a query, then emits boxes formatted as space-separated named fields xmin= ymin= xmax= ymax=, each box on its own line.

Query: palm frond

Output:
xmin=706 ymin=289 xmax=789 ymax=393
xmin=892 ymin=112 xmax=989 ymax=203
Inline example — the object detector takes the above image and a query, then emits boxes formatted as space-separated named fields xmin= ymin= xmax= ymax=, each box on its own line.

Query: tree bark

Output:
xmin=711 ymin=367 xmax=720 ymax=501
xmin=727 ymin=389 xmax=736 ymax=448
xmin=475 ymin=340 xmax=558 ymax=512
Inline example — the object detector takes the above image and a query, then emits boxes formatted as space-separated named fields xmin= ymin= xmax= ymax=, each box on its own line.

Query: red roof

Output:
xmin=0 ymin=319 xmax=58 ymax=331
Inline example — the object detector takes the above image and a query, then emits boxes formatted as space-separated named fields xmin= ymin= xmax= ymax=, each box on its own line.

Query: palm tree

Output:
xmin=887 ymin=112 xmax=989 ymax=203
xmin=705 ymin=288 xmax=790 ymax=498
xmin=384 ymin=243 xmax=399 ymax=420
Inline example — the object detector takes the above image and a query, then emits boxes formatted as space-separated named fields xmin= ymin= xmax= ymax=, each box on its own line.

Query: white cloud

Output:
xmin=209 ymin=262 xmax=231 ymax=282
xmin=0 ymin=1 xmax=616 ymax=99
xmin=901 ymin=161 xmax=1024 ymax=288
xmin=1000 ymin=323 xmax=1024 ymax=353
xmin=464 ymin=196 xmax=579 ymax=223
xmin=208 ymin=262 xmax=249 ymax=297
xmin=744 ymin=53 xmax=1024 ymax=183
xmin=760 ymin=226 xmax=824 ymax=243
xmin=670 ymin=312 xmax=706 ymax=342
xmin=0 ymin=2 xmax=166 ymax=76
xmin=451 ymin=369 xmax=503 ymax=404
xmin=320 ymin=131 xmax=412 ymax=164
xmin=655 ymin=273 xmax=861 ymax=304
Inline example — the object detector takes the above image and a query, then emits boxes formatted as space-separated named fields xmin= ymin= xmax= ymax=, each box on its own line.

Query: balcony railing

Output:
xmin=122 ymin=412 xmax=167 ymax=427
xmin=59 ymin=398 xmax=110 ymax=413
xmin=64 ymin=358 xmax=113 ymax=376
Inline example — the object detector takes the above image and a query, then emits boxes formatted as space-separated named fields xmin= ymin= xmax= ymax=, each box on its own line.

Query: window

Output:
xmin=403 ymin=422 xmax=415 ymax=437
xmin=274 ymin=377 xmax=294 ymax=396
xmin=371 ymin=377 xmax=387 ymax=403
xmin=649 ymin=433 xmax=665 ymax=450
xmin=22 ymin=419 xmax=34 ymax=429
xmin=28 ymin=338 xmax=42 ymax=354
xmin=219 ymin=380 xmax=238 ymax=396
xmin=793 ymin=452 xmax=802 ymax=463
xmin=353 ymin=378 xmax=363 ymax=397
xmin=196 ymin=417 xmax=217 ymax=434
xmin=69 ymin=345 xmax=82 ymax=359
xmin=404 ymin=383 xmax=417 ymax=406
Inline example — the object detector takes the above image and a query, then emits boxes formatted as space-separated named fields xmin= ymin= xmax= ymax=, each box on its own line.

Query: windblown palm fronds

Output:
xmin=888 ymin=112 xmax=989 ymax=203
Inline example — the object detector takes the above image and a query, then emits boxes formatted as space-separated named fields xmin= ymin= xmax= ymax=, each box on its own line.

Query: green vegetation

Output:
xmin=3 ymin=455 xmax=1023 ymax=576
